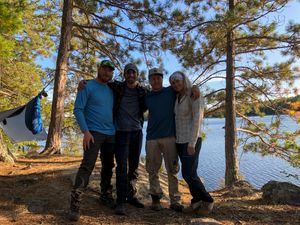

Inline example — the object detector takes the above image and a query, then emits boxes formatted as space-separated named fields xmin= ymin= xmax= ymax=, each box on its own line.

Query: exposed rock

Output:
xmin=261 ymin=181 xmax=300 ymax=205
xmin=187 ymin=218 xmax=223 ymax=225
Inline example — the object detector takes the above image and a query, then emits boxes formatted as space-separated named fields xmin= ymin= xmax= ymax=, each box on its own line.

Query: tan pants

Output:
xmin=145 ymin=136 xmax=181 ymax=204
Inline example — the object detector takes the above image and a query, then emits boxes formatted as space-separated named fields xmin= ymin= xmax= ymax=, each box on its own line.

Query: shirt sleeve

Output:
xmin=188 ymin=95 xmax=204 ymax=148
xmin=73 ymin=87 xmax=89 ymax=132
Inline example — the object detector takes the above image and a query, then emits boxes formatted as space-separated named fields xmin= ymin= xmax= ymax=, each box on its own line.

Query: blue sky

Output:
xmin=37 ymin=0 xmax=300 ymax=94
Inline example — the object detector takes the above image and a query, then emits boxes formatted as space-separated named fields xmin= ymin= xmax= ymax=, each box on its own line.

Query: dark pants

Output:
xmin=177 ymin=138 xmax=213 ymax=204
xmin=73 ymin=131 xmax=115 ymax=194
xmin=115 ymin=130 xmax=143 ymax=204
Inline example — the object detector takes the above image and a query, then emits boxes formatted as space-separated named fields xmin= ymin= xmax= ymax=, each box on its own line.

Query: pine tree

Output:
xmin=42 ymin=0 xmax=168 ymax=154
xmin=161 ymin=0 xmax=300 ymax=186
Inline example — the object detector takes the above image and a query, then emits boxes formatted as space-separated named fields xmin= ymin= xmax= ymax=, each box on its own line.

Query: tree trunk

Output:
xmin=0 ymin=131 xmax=14 ymax=163
xmin=225 ymin=0 xmax=239 ymax=186
xmin=41 ymin=0 xmax=73 ymax=155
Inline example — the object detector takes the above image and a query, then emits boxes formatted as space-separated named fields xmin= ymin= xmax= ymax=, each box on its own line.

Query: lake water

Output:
xmin=141 ymin=116 xmax=300 ymax=191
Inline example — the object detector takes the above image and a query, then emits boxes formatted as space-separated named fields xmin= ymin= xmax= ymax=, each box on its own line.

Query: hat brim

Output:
xmin=101 ymin=65 xmax=115 ymax=71
xmin=149 ymin=73 xmax=163 ymax=77
xmin=125 ymin=68 xmax=138 ymax=73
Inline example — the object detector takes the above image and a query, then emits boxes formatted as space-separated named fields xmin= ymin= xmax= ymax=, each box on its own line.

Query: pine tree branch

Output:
xmin=68 ymin=67 xmax=94 ymax=78
xmin=205 ymin=102 xmax=224 ymax=116
xmin=236 ymin=127 xmax=293 ymax=161
xmin=74 ymin=28 xmax=122 ymax=71
xmin=235 ymin=90 xmax=280 ymax=115
xmin=236 ymin=44 xmax=294 ymax=54
xmin=205 ymin=88 xmax=226 ymax=98
xmin=234 ymin=35 xmax=299 ymax=44
xmin=94 ymin=0 xmax=168 ymax=21
xmin=183 ymin=20 xmax=222 ymax=35
xmin=233 ymin=1 xmax=288 ymax=30
xmin=73 ymin=23 xmax=146 ymax=43
xmin=193 ymin=59 xmax=227 ymax=84
xmin=198 ymin=71 xmax=226 ymax=86
xmin=73 ymin=5 xmax=148 ymax=36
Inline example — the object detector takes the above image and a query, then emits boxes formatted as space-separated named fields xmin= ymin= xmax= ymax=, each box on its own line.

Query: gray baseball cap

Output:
xmin=124 ymin=63 xmax=138 ymax=75
xmin=148 ymin=67 xmax=163 ymax=78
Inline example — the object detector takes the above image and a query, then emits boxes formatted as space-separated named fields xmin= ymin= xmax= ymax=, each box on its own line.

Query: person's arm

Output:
xmin=191 ymin=85 xmax=200 ymax=100
xmin=73 ymin=87 xmax=94 ymax=150
xmin=139 ymin=88 xmax=148 ymax=113
xmin=78 ymin=79 xmax=89 ymax=90
xmin=107 ymin=80 xmax=120 ymax=91
xmin=188 ymin=95 xmax=204 ymax=155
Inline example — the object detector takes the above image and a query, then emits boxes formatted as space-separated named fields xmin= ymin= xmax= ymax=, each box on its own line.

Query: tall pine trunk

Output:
xmin=225 ymin=0 xmax=239 ymax=186
xmin=41 ymin=0 xmax=73 ymax=155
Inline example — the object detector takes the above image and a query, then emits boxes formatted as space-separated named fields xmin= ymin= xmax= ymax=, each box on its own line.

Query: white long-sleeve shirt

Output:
xmin=174 ymin=92 xmax=204 ymax=148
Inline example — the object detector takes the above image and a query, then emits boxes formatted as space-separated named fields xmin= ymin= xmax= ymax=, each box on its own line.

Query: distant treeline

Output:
xmin=206 ymin=95 xmax=300 ymax=118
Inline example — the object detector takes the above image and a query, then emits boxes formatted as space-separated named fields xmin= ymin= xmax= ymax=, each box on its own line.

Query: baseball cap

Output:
xmin=148 ymin=68 xmax=163 ymax=78
xmin=124 ymin=63 xmax=138 ymax=75
xmin=98 ymin=60 xmax=115 ymax=70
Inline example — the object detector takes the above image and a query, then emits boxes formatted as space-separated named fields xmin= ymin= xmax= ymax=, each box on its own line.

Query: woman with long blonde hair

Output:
xmin=169 ymin=71 xmax=214 ymax=215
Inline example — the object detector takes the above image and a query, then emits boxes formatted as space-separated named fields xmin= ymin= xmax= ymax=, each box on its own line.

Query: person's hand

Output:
xmin=191 ymin=85 xmax=200 ymax=100
xmin=135 ymin=81 xmax=142 ymax=88
xmin=187 ymin=146 xmax=195 ymax=156
xmin=78 ymin=80 xmax=87 ymax=91
xmin=83 ymin=131 xmax=94 ymax=151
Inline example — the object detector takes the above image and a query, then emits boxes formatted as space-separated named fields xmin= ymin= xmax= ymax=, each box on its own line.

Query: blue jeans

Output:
xmin=176 ymin=138 xmax=213 ymax=203
xmin=115 ymin=130 xmax=143 ymax=204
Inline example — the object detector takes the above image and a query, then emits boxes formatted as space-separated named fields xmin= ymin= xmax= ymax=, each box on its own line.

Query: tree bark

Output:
xmin=225 ymin=0 xmax=239 ymax=186
xmin=0 ymin=132 xmax=14 ymax=163
xmin=41 ymin=0 xmax=73 ymax=155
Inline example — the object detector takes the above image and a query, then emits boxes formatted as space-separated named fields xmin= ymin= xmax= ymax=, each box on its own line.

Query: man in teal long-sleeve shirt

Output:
xmin=145 ymin=68 xmax=199 ymax=213
xmin=68 ymin=60 xmax=116 ymax=222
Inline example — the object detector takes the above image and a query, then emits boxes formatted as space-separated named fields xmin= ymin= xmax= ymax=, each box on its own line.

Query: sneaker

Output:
xmin=115 ymin=203 xmax=127 ymax=216
xmin=127 ymin=197 xmax=144 ymax=208
xmin=150 ymin=199 xmax=163 ymax=211
xmin=170 ymin=202 xmax=184 ymax=212
xmin=100 ymin=194 xmax=115 ymax=208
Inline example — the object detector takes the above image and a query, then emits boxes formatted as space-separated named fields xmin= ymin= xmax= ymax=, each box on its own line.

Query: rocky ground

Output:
xmin=0 ymin=156 xmax=299 ymax=225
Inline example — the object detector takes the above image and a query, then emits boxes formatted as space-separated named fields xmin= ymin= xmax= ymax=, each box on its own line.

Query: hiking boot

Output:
xmin=170 ymin=202 xmax=184 ymax=212
xmin=100 ymin=193 xmax=115 ymax=208
xmin=127 ymin=197 xmax=144 ymax=208
xmin=115 ymin=203 xmax=127 ymax=216
xmin=196 ymin=201 xmax=214 ymax=215
xmin=183 ymin=200 xmax=214 ymax=215
xmin=150 ymin=199 xmax=163 ymax=211
xmin=68 ymin=189 xmax=82 ymax=221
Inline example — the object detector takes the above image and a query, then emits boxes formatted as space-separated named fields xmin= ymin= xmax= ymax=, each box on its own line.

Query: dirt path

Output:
xmin=0 ymin=156 xmax=299 ymax=224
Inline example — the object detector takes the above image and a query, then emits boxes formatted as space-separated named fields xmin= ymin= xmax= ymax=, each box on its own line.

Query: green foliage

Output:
xmin=0 ymin=0 xmax=24 ymax=57
xmin=0 ymin=0 xmax=57 ymax=155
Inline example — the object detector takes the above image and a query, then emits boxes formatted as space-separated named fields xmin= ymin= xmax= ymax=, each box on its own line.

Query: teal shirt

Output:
xmin=74 ymin=79 xmax=115 ymax=135
xmin=145 ymin=86 xmax=176 ymax=140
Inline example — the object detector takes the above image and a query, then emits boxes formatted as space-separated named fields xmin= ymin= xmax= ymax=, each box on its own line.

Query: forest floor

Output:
xmin=0 ymin=155 xmax=299 ymax=225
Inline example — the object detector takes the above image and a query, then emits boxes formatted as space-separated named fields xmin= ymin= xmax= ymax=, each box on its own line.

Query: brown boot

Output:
xmin=170 ymin=202 xmax=184 ymax=212
xmin=68 ymin=189 xmax=83 ymax=221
